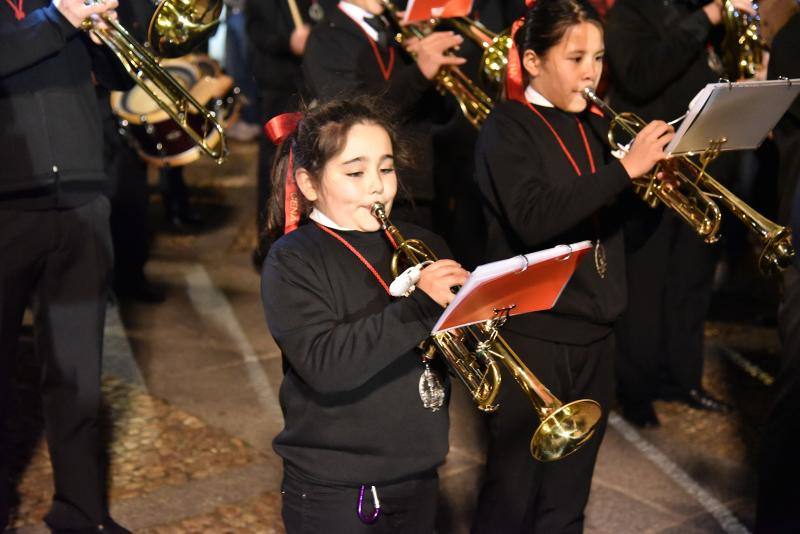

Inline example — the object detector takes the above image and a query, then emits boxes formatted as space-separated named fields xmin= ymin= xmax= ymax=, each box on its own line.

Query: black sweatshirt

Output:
xmin=302 ymin=7 xmax=437 ymax=201
xmin=605 ymin=0 xmax=719 ymax=122
xmin=261 ymin=221 xmax=450 ymax=485
xmin=474 ymin=100 xmax=631 ymax=345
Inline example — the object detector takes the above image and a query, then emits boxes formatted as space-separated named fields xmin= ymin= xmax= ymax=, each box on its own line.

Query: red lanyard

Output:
xmin=338 ymin=5 xmax=395 ymax=81
xmin=315 ymin=222 xmax=392 ymax=295
xmin=5 ymin=0 xmax=25 ymax=20
xmin=525 ymin=102 xmax=596 ymax=176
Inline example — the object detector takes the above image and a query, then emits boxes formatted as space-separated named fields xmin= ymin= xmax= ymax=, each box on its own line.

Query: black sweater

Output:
xmin=261 ymin=221 xmax=450 ymax=485
xmin=302 ymin=7 xmax=437 ymax=201
xmin=475 ymin=100 xmax=631 ymax=345
xmin=605 ymin=0 xmax=719 ymax=122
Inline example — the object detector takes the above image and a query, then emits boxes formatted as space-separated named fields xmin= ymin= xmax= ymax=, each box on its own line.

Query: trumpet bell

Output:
xmin=531 ymin=399 xmax=602 ymax=462
xmin=480 ymin=30 xmax=513 ymax=87
xmin=148 ymin=0 xmax=223 ymax=57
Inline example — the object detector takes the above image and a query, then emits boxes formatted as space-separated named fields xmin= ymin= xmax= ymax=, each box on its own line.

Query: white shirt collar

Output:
xmin=525 ymin=85 xmax=555 ymax=108
xmin=338 ymin=1 xmax=379 ymax=42
xmin=309 ymin=208 xmax=355 ymax=231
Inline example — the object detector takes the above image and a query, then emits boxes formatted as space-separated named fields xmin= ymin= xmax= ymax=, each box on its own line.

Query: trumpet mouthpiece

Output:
xmin=582 ymin=87 xmax=597 ymax=100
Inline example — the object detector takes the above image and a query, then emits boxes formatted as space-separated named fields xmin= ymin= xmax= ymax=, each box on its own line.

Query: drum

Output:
xmin=111 ymin=54 xmax=241 ymax=167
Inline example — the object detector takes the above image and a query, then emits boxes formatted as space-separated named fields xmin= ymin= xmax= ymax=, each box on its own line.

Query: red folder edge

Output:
xmin=433 ymin=246 xmax=592 ymax=333
xmin=402 ymin=0 xmax=474 ymax=23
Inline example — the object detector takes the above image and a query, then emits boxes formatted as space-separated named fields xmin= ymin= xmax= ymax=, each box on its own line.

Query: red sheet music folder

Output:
xmin=402 ymin=0 xmax=474 ymax=23
xmin=432 ymin=241 xmax=593 ymax=333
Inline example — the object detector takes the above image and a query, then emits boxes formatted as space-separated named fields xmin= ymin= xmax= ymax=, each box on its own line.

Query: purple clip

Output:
xmin=357 ymin=484 xmax=381 ymax=524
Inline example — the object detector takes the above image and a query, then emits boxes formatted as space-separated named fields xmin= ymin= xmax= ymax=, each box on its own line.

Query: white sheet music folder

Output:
xmin=665 ymin=79 xmax=800 ymax=156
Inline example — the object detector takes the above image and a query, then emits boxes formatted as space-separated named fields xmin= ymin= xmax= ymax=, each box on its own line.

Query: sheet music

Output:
xmin=665 ymin=79 xmax=800 ymax=155
xmin=432 ymin=241 xmax=593 ymax=333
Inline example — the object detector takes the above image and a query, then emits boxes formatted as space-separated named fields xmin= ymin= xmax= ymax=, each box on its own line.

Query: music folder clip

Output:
xmin=665 ymin=78 xmax=800 ymax=156
xmin=432 ymin=241 xmax=593 ymax=334
xmin=402 ymin=0 xmax=474 ymax=23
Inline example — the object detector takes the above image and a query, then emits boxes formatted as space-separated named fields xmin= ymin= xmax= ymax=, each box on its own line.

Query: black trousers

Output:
xmin=756 ymin=265 xmax=800 ymax=533
xmin=280 ymin=467 xmax=438 ymax=534
xmin=0 ymin=197 xmax=113 ymax=530
xmin=615 ymin=211 xmax=718 ymax=406
xmin=472 ymin=332 xmax=616 ymax=534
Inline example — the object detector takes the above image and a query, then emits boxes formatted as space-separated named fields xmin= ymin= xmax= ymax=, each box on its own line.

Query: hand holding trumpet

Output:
xmin=54 ymin=0 xmax=118 ymax=44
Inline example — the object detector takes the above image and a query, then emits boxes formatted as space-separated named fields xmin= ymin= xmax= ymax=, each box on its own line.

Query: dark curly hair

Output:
xmin=261 ymin=97 xmax=411 ymax=251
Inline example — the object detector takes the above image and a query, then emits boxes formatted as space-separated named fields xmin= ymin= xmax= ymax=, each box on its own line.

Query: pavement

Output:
xmin=4 ymin=140 xmax=779 ymax=533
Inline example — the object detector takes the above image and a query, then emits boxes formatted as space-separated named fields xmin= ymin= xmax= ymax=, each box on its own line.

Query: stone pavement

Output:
xmin=4 ymin=141 xmax=778 ymax=533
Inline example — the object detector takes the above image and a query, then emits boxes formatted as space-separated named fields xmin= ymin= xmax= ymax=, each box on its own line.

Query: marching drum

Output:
xmin=111 ymin=54 xmax=241 ymax=167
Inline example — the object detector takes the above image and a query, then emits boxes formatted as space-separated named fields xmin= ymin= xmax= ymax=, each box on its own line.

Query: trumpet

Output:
xmin=380 ymin=0 xmax=494 ymax=129
xmin=83 ymin=0 xmax=228 ymax=163
xmin=582 ymin=88 xmax=795 ymax=274
xmin=371 ymin=202 xmax=602 ymax=461
xmin=721 ymin=0 xmax=765 ymax=80
xmin=441 ymin=17 xmax=512 ymax=89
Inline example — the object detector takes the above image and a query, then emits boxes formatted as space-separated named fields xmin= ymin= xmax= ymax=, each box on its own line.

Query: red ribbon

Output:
xmin=505 ymin=0 xmax=537 ymax=103
xmin=5 ymin=0 xmax=25 ymax=20
xmin=264 ymin=112 xmax=304 ymax=234
xmin=265 ymin=112 xmax=303 ymax=145
xmin=505 ymin=17 xmax=527 ymax=104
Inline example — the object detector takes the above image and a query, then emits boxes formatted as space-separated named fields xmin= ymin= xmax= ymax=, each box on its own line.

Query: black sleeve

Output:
xmin=477 ymin=108 xmax=631 ymax=247
xmin=0 ymin=5 xmax=79 ymax=77
xmin=302 ymin=27 xmax=430 ymax=113
xmin=246 ymin=0 xmax=293 ymax=58
xmin=261 ymin=246 xmax=443 ymax=395
xmin=605 ymin=1 xmax=713 ymax=103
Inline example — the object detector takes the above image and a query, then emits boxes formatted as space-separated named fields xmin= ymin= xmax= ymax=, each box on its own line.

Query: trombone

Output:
xmin=583 ymin=88 xmax=795 ymax=275
xmin=83 ymin=0 xmax=229 ymax=164
xmin=372 ymin=202 xmax=602 ymax=461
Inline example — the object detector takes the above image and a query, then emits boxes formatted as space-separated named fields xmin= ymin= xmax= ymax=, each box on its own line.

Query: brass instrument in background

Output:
xmin=721 ymin=0 xmax=766 ymax=80
xmin=583 ymin=88 xmax=795 ymax=275
xmin=84 ymin=0 xmax=229 ymax=163
xmin=444 ymin=17 xmax=512 ymax=90
xmin=381 ymin=0 xmax=494 ymax=129
xmin=371 ymin=203 xmax=602 ymax=461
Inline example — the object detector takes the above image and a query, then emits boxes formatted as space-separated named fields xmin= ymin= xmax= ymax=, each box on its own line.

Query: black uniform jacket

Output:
xmin=768 ymin=12 xmax=800 ymax=228
xmin=0 ymin=0 xmax=132 ymax=208
xmin=475 ymin=100 xmax=631 ymax=345
xmin=262 ymin=221 xmax=450 ymax=485
xmin=605 ymin=0 xmax=719 ymax=122
xmin=245 ymin=0 xmax=337 ymax=94
xmin=302 ymin=6 xmax=437 ymax=201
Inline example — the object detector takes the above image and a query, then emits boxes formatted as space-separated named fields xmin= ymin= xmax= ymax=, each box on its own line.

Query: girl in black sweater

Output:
xmin=472 ymin=1 xmax=673 ymax=532
xmin=260 ymin=99 xmax=468 ymax=533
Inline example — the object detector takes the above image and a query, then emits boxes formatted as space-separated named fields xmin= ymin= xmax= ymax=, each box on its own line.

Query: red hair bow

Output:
xmin=264 ymin=112 xmax=304 ymax=234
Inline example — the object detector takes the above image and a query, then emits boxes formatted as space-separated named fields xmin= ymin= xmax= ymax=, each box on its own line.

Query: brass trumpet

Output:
xmin=381 ymin=0 xmax=494 ymax=129
xmin=583 ymin=88 xmax=794 ymax=274
xmin=84 ymin=0 xmax=228 ymax=163
xmin=443 ymin=17 xmax=512 ymax=89
xmin=372 ymin=203 xmax=602 ymax=461
xmin=721 ymin=0 xmax=765 ymax=80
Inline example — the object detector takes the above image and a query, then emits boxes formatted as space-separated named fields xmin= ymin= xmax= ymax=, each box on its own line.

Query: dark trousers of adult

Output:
xmin=756 ymin=264 xmax=800 ymax=533
xmin=615 ymin=210 xmax=718 ymax=407
xmin=280 ymin=467 xmax=438 ymax=534
xmin=0 ymin=196 xmax=113 ymax=530
xmin=471 ymin=331 xmax=616 ymax=534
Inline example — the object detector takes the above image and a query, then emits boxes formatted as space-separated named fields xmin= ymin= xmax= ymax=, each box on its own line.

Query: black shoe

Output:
xmin=621 ymin=402 xmax=660 ymax=428
xmin=168 ymin=208 xmax=204 ymax=229
xmin=683 ymin=388 xmax=732 ymax=413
